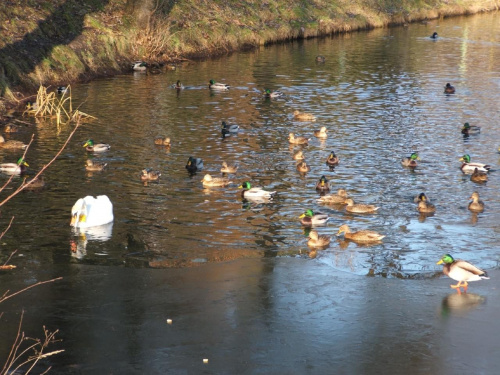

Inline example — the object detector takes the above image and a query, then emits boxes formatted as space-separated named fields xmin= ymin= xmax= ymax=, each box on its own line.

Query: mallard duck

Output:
xmin=141 ymin=168 xmax=161 ymax=181
xmin=470 ymin=168 xmax=488 ymax=183
xmin=468 ymin=191 xmax=484 ymax=213
xmin=345 ymin=198 xmax=379 ymax=213
xmin=293 ymin=150 xmax=305 ymax=161
xmin=4 ymin=124 xmax=19 ymax=133
xmin=313 ymin=126 xmax=328 ymax=138
xmin=0 ymin=135 xmax=27 ymax=149
xmin=315 ymin=55 xmax=326 ymax=63
xmin=172 ymin=80 xmax=184 ymax=90
xmin=221 ymin=161 xmax=238 ymax=174
xmin=307 ymin=230 xmax=331 ymax=248
xmin=315 ymin=175 xmax=330 ymax=193
xmin=209 ymin=79 xmax=230 ymax=90
xmin=296 ymin=161 xmax=310 ymax=173
xmin=57 ymin=86 xmax=68 ymax=94
xmin=401 ymin=152 xmax=420 ymax=167
xmin=430 ymin=32 xmax=438 ymax=39
xmin=154 ymin=136 xmax=171 ymax=146
xmin=326 ymin=151 xmax=339 ymax=167
xmin=299 ymin=209 xmax=330 ymax=227
xmin=289 ymin=133 xmax=309 ymax=145
xmin=459 ymin=154 xmax=490 ymax=174
xmin=185 ymin=157 xmax=203 ymax=174
xmin=86 ymin=159 xmax=108 ymax=171
xmin=24 ymin=175 xmax=45 ymax=190
xmin=0 ymin=157 xmax=28 ymax=174
xmin=264 ymin=89 xmax=284 ymax=98
xmin=70 ymin=195 xmax=114 ymax=228
xmin=444 ymin=83 xmax=455 ymax=94
xmin=221 ymin=121 xmax=239 ymax=138
xmin=414 ymin=192 xmax=430 ymax=203
xmin=83 ymin=139 xmax=110 ymax=153
xmin=337 ymin=224 xmax=385 ymax=244
xmin=132 ymin=61 xmax=148 ymax=71
xmin=317 ymin=189 xmax=349 ymax=204
xmin=201 ymin=174 xmax=231 ymax=187
xmin=293 ymin=110 xmax=316 ymax=121
xmin=461 ymin=122 xmax=480 ymax=136
xmin=238 ymin=181 xmax=276 ymax=200
xmin=417 ymin=200 xmax=436 ymax=213
xmin=436 ymin=254 xmax=489 ymax=293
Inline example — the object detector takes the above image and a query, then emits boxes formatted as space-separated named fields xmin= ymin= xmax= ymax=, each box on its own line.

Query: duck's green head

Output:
xmin=460 ymin=154 xmax=471 ymax=163
xmin=410 ymin=152 xmax=420 ymax=160
xmin=299 ymin=209 xmax=314 ymax=218
xmin=209 ymin=79 xmax=215 ymax=85
xmin=437 ymin=254 xmax=454 ymax=265
xmin=238 ymin=181 xmax=251 ymax=189
xmin=463 ymin=122 xmax=471 ymax=130
xmin=83 ymin=139 xmax=94 ymax=147
xmin=265 ymin=89 xmax=271 ymax=95
xmin=318 ymin=175 xmax=328 ymax=185
xmin=17 ymin=157 xmax=28 ymax=167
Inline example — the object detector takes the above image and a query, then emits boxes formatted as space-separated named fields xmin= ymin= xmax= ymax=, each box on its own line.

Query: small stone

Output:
xmin=166 ymin=319 xmax=172 ymax=324
xmin=203 ymin=359 xmax=208 ymax=364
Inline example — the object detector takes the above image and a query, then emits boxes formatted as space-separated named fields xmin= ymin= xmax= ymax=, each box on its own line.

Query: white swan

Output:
xmin=70 ymin=195 xmax=114 ymax=228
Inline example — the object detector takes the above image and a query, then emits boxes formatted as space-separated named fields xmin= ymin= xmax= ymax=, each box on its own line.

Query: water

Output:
xmin=1 ymin=12 xmax=500 ymax=374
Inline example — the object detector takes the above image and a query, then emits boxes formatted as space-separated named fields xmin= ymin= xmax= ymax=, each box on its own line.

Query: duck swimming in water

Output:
xmin=444 ymin=83 xmax=455 ymax=94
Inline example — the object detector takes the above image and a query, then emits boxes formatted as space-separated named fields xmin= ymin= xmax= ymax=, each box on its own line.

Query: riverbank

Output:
xmin=0 ymin=0 xmax=499 ymax=113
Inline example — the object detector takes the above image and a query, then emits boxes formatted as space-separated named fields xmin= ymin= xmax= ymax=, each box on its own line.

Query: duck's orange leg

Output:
xmin=462 ymin=281 xmax=468 ymax=293
xmin=450 ymin=281 xmax=463 ymax=294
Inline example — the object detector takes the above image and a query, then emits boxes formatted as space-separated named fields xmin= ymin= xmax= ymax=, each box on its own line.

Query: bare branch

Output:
xmin=0 ymin=277 xmax=62 ymax=304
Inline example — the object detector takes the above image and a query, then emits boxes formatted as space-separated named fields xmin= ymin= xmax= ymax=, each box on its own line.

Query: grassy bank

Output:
xmin=0 ymin=0 xmax=498 ymax=111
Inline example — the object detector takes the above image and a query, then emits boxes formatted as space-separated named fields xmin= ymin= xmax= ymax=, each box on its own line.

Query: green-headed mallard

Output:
xmin=201 ymin=174 xmax=231 ymax=187
xmin=154 ymin=136 xmax=171 ymax=146
xmin=0 ymin=157 xmax=28 ymax=174
xmin=221 ymin=121 xmax=239 ymax=138
xmin=293 ymin=110 xmax=316 ymax=121
xmin=444 ymin=83 xmax=455 ymax=94
xmin=299 ymin=209 xmax=330 ymax=227
xmin=401 ymin=152 xmax=420 ymax=167
xmin=83 ymin=139 xmax=110 ymax=153
xmin=307 ymin=230 xmax=331 ymax=248
xmin=4 ymin=124 xmax=19 ymax=133
xmin=238 ymin=181 xmax=276 ymax=200
xmin=289 ymin=133 xmax=309 ymax=145
xmin=417 ymin=199 xmax=436 ymax=213
xmin=221 ymin=161 xmax=238 ymax=174
xmin=313 ymin=126 xmax=328 ymax=138
xmin=141 ymin=168 xmax=161 ymax=181
xmin=315 ymin=175 xmax=330 ymax=193
xmin=337 ymin=224 xmax=385 ymax=243
xmin=293 ymin=150 xmax=305 ymax=161
xmin=326 ymin=151 xmax=339 ymax=168
xmin=185 ymin=157 xmax=203 ymax=174
xmin=468 ymin=191 xmax=484 ymax=213
xmin=437 ymin=254 xmax=489 ymax=293
xmin=470 ymin=168 xmax=488 ymax=183
xmin=209 ymin=79 xmax=230 ymax=90
xmin=317 ymin=189 xmax=349 ymax=204
xmin=86 ymin=159 xmax=108 ymax=171
xmin=132 ymin=61 xmax=147 ymax=71
xmin=345 ymin=198 xmax=379 ymax=213
xmin=0 ymin=135 xmax=27 ymax=149
xmin=296 ymin=161 xmax=310 ymax=173
xmin=71 ymin=195 xmax=113 ymax=228
xmin=264 ymin=89 xmax=284 ymax=98
xmin=459 ymin=154 xmax=490 ymax=174
xmin=430 ymin=32 xmax=438 ymax=39
xmin=461 ymin=122 xmax=480 ymax=136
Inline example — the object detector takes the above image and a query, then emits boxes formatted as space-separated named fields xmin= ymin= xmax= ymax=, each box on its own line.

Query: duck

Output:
xmin=337 ymin=224 xmax=385 ymax=244
xmin=468 ymin=191 xmax=484 ymax=213
xmin=299 ymin=209 xmax=330 ymax=227
xmin=296 ymin=161 xmax=310 ymax=173
xmin=172 ymin=80 xmax=184 ymax=90
xmin=430 ymin=32 xmax=438 ymax=39
xmin=4 ymin=124 xmax=19 ymax=133
xmin=444 ymin=83 xmax=455 ymax=94
xmin=238 ymin=181 xmax=276 ymax=200
xmin=86 ymin=159 xmax=108 ymax=171
xmin=0 ymin=157 xmax=28 ymax=174
xmin=221 ymin=161 xmax=238 ymax=174
xmin=317 ymin=189 xmax=349 ymax=204
xmin=414 ymin=192 xmax=430 ymax=203
xmin=154 ymin=136 xmax=171 ymax=147
xmin=83 ymin=139 xmax=110 ymax=153
xmin=141 ymin=168 xmax=161 ymax=181
xmin=326 ymin=151 xmax=339 ymax=167
xmin=0 ymin=135 xmax=27 ymax=149
xmin=345 ymin=198 xmax=379 ymax=213
xmin=57 ymin=86 xmax=68 ymax=94
xmin=401 ymin=152 xmax=420 ymax=167
xmin=132 ymin=61 xmax=148 ymax=71
xmin=307 ymin=230 xmax=331 ymax=248
xmin=288 ymin=133 xmax=309 ymax=145
xmin=461 ymin=122 xmax=481 ymax=136
xmin=221 ymin=121 xmax=239 ymax=138
xmin=436 ymin=254 xmax=489 ymax=293
xmin=264 ymin=89 xmax=284 ymax=98
xmin=313 ymin=126 xmax=328 ymax=139
xmin=470 ymin=168 xmax=488 ymax=183
xmin=417 ymin=199 xmax=436 ymax=214
xmin=459 ymin=154 xmax=490 ymax=174
xmin=293 ymin=110 xmax=316 ymax=121
xmin=209 ymin=79 xmax=230 ymax=90
xmin=70 ymin=195 xmax=114 ymax=228
xmin=315 ymin=55 xmax=326 ymax=63
xmin=315 ymin=175 xmax=330 ymax=193
xmin=293 ymin=150 xmax=305 ymax=161
xmin=201 ymin=174 xmax=231 ymax=187
xmin=23 ymin=175 xmax=45 ymax=190
xmin=185 ymin=157 xmax=203 ymax=174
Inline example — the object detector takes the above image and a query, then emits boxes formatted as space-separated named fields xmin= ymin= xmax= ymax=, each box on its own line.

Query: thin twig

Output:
xmin=0 ymin=216 xmax=15 ymax=242
xmin=0 ymin=277 xmax=62 ymax=304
